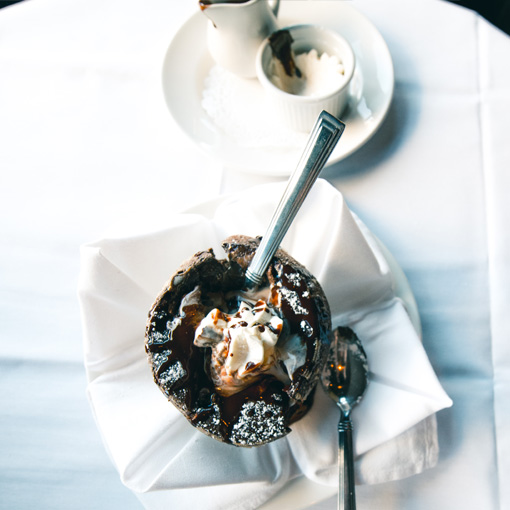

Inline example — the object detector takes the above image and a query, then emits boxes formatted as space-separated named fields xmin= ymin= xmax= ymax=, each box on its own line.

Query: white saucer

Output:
xmin=162 ymin=1 xmax=394 ymax=176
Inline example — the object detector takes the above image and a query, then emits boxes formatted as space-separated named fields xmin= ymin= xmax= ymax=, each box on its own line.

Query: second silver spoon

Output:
xmin=321 ymin=327 xmax=369 ymax=510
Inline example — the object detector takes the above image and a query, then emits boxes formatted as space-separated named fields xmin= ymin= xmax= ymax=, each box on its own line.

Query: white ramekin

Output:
xmin=256 ymin=24 xmax=355 ymax=132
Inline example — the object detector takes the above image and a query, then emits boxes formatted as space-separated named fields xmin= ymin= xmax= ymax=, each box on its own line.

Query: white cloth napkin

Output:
xmin=78 ymin=179 xmax=452 ymax=509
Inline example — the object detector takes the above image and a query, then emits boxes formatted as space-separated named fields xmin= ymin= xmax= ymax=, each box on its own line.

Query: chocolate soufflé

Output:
xmin=145 ymin=235 xmax=331 ymax=447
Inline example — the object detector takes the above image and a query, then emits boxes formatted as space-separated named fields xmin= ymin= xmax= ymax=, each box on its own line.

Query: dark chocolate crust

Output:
xmin=145 ymin=235 xmax=331 ymax=447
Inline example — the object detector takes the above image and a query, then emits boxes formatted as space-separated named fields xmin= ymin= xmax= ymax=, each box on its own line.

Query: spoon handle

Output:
xmin=338 ymin=414 xmax=356 ymax=510
xmin=245 ymin=111 xmax=345 ymax=287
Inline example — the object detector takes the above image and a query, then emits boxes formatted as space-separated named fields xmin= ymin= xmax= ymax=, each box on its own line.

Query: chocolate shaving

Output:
xmin=269 ymin=29 xmax=302 ymax=78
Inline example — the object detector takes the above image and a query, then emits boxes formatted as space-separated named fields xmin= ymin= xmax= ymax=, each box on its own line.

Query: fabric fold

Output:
xmin=79 ymin=179 xmax=452 ymax=509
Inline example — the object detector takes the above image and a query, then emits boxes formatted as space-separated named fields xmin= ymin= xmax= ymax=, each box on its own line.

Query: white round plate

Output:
xmin=162 ymin=1 xmax=394 ymax=176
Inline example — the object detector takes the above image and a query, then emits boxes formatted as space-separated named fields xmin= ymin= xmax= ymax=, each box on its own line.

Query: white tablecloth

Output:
xmin=1 ymin=0 xmax=509 ymax=509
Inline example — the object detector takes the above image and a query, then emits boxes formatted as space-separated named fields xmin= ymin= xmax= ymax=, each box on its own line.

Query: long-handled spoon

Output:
xmin=321 ymin=327 xmax=369 ymax=510
xmin=245 ymin=110 xmax=345 ymax=288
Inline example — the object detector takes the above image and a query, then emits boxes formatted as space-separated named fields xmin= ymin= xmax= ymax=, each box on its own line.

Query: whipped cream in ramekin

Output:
xmin=256 ymin=25 xmax=355 ymax=132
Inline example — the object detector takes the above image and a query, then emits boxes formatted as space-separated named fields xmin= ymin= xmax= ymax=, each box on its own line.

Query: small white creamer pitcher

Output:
xmin=199 ymin=0 xmax=280 ymax=78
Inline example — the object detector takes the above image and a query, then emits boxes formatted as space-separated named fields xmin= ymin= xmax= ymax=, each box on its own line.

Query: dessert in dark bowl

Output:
xmin=145 ymin=235 xmax=331 ymax=447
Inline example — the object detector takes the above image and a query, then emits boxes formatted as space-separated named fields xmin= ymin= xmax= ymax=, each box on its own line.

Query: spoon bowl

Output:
xmin=321 ymin=327 xmax=369 ymax=510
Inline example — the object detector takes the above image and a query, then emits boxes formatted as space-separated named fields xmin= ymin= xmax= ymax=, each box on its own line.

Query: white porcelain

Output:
xmin=200 ymin=0 xmax=279 ymax=78
xmin=256 ymin=24 xmax=355 ymax=132
xmin=162 ymin=1 xmax=394 ymax=176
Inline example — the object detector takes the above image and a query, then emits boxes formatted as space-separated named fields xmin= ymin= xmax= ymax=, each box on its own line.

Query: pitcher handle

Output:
xmin=268 ymin=0 xmax=280 ymax=17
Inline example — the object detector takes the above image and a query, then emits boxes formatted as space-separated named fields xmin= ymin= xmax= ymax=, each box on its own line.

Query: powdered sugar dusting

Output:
xmin=158 ymin=361 xmax=186 ymax=390
xmin=195 ymin=403 xmax=222 ymax=435
xmin=147 ymin=329 xmax=170 ymax=346
xmin=279 ymin=287 xmax=309 ymax=315
xmin=151 ymin=350 xmax=172 ymax=372
xmin=230 ymin=400 xmax=288 ymax=445
xmin=284 ymin=271 xmax=304 ymax=287
xmin=300 ymin=320 xmax=314 ymax=338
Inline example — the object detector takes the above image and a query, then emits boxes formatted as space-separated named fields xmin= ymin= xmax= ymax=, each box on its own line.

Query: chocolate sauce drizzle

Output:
xmin=269 ymin=29 xmax=302 ymax=78
xmin=199 ymin=0 xmax=250 ymax=11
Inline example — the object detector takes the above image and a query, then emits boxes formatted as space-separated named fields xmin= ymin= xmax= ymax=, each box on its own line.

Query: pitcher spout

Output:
xmin=199 ymin=0 xmax=254 ymax=28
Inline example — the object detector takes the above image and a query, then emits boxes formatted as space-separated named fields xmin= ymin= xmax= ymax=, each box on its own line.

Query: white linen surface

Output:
xmin=78 ymin=179 xmax=451 ymax=509
xmin=2 ymin=0 xmax=510 ymax=509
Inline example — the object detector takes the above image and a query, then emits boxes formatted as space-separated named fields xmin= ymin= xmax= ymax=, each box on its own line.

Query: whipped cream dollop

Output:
xmin=270 ymin=49 xmax=347 ymax=97
xmin=194 ymin=300 xmax=284 ymax=395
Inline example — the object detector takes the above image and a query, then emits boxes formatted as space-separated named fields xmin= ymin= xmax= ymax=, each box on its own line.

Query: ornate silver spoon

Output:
xmin=321 ymin=327 xmax=369 ymax=510
xmin=245 ymin=110 xmax=345 ymax=287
